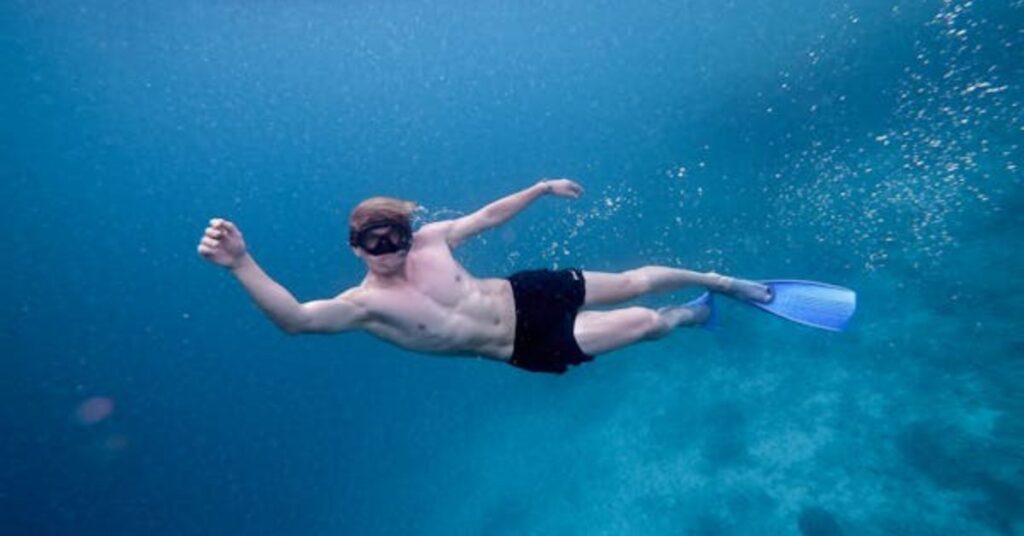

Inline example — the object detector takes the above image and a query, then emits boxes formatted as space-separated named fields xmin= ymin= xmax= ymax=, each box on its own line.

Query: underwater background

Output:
xmin=3 ymin=0 xmax=1023 ymax=534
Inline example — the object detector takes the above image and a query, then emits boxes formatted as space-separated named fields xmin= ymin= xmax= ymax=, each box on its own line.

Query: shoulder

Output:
xmin=413 ymin=221 xmax=454 ymax=245
xmin=415 ymin=221 xmax=453 ymax=237
xmin=336 ymin=286 xmax=377 ymax=309
xmin=338 ymin=286 xmax=365 ymax=300
xmin=330 ymin=287 xmax=379 ymax=323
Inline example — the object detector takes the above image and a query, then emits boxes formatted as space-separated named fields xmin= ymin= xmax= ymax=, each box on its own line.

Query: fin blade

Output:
xmin=748 ymin=280 xmax=857 ymax=331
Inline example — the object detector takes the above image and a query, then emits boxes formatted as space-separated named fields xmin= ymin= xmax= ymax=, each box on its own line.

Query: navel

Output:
xmin=455 ymin=275 xmax=463 ymax=282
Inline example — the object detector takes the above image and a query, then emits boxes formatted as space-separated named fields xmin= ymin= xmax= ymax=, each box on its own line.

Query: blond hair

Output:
xmin=348 ymin=196 xmax=417 ymax=231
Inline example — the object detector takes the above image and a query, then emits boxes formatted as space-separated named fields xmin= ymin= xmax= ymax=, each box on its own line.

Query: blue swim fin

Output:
xmin=745 ymin=280 xmax=856 ymax=332
xmin=685 ymin=292 xmax=717 ymax=329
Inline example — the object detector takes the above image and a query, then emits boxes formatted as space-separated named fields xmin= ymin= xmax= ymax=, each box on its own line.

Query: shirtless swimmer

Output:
xmin=197 ymin=179 xmax=772 ymax=374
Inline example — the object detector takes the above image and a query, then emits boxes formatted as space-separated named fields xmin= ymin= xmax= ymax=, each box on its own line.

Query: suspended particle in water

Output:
xmin=76 ymin=397 xmax=114 ymax=425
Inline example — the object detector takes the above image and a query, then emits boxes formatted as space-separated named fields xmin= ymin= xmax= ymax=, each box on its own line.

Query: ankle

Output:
xmin=706 ymin=272 xmax=732 ymax=292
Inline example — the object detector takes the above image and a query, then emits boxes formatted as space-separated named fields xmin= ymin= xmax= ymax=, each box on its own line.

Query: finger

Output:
xmin=201 ymin=237 xmax=219 ymax=248
xmin=213 ymin=219 xmax=235 ymax=236
xmin=209 ymin=218 xmax=223 ymax=227
xmin=205 ymin=228 xmax=223 ymax=239
xmin=198 ymin=244 xmax=213 ymax=256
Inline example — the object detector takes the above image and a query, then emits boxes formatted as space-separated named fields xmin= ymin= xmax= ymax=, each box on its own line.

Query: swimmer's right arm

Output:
xmin=233 ymin=259 xmax=366 ymax=334
xmin=198 ymin=218 xmax=367 ymax=334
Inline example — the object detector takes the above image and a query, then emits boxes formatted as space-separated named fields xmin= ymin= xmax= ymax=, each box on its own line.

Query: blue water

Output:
xmin=3 ymin=1 xmax=1022 ymax=534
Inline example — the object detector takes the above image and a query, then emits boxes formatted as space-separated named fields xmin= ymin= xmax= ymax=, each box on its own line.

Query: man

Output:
xmin=197 ymin=179 xmax=774 ymax=374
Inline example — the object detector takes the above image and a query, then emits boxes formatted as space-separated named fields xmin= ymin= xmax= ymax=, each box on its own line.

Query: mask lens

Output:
xmin=356 ymin=221 xmax=410 ymax=255
xmin=363 ymin=231 xmax=385 ymax=250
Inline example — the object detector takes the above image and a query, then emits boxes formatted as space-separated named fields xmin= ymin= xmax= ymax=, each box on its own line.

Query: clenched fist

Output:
xmin=197 ymin=218 xmax=248 ymax=269
xmin=539 ymin=178 xmax=584 ymax=199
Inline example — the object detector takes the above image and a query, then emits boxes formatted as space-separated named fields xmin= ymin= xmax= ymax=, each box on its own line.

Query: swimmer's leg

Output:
xmin=581 ymin=267 xmax=770 ymax=307
xmin=573 ymin=304 xmax=710 ymax=356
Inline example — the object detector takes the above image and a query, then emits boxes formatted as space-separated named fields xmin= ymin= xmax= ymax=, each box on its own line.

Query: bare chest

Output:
xmin=361 ymin=249 xmax=480 ymax=328
xmin=406 ymin=250 xmax=471 ymax=307
xmin=357 ymin=249 xmax=513 ymax=356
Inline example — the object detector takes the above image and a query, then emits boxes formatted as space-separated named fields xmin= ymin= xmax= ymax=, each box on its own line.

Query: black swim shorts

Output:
xmin=507 ymin=268 xmax=594 ymax=374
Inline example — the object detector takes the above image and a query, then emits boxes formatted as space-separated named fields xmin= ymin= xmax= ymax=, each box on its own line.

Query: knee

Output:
xmin=626 ymin=267 xmax=656 ymax=294
xmin=636 ymin=307 xmax=669 ymax=340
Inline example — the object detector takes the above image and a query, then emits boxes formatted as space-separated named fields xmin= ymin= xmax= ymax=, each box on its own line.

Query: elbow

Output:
xmin=279 ymin=320 xmax=305 ymax=336
xmin=280 ymin=308 xmax=312 ymax=335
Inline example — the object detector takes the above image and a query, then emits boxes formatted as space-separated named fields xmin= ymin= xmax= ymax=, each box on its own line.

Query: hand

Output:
xmin=197 ymin=218 xmax=248 ymax=269
xmin=539 ymin=178 xmax=584 ymax=199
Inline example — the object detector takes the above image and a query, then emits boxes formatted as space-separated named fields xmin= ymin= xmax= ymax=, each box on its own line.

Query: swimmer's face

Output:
xmin=353 ymin=243 xmax=408 ymax=276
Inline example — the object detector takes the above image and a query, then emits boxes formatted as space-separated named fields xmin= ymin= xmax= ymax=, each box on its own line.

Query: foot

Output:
xmin=658 ymin=302 xmax=712 ymax=328
xmin=712 ymin=274 xmax=772 ymax=303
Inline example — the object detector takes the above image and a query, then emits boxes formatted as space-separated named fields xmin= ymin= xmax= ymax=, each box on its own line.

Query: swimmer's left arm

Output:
xmin=441 ymin=179 xmax=583 ymax=248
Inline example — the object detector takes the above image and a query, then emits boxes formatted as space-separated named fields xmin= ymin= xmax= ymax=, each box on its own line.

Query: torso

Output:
xmin=346 ymin=226 xmax=516 ymax=361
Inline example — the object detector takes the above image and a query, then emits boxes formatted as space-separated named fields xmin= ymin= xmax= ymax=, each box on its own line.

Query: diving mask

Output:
xmin=349 ymin=219 xmax=412 ymax=256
